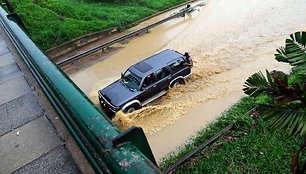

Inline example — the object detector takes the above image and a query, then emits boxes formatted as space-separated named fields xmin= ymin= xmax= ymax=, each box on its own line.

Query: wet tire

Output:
xmin=124 ymin=104 xmax=140 ymax=114
xmin=173 ymin=81 xmax=181 ymax=87
xmin=170 ymin=78 xmax=185 ymax=87
xmin=126 ymin=107 xmax=136 ymax=113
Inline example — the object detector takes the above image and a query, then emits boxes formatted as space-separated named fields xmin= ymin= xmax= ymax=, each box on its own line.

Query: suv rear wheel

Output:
xmin=170 ymin=78 xmax=185 ymax=87
xmin=126 ymin=107 xmax=135 ymax=113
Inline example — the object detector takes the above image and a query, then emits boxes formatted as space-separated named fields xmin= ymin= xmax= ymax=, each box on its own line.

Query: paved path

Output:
xmin=0 ymin=30 xmax=82 ymax=173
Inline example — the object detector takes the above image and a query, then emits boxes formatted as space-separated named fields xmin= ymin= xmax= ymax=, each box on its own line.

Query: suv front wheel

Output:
xmin=123 ymin=103 xmax=141 ymax=114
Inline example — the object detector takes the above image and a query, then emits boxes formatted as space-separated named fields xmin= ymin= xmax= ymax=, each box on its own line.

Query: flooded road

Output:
xmin=69 ymin=0 xmax=306 ymax=162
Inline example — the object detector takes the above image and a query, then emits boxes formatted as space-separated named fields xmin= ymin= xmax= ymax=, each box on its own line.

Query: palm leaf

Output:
xmin=244 ymin=31 xmax=306 ymax=137
xmin=243 ymin=70 xmax=277 ymax=97
xmin=270 ymin=70 xmax=289 ymax=90
xmin=275 ymin=31 xmax=306 ymax=75
xmin=259 ymin=105 xmax=306 ymax=136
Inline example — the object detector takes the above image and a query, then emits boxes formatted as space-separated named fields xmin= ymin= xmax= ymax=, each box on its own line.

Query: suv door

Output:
xmin=137 ymin=68 xmax=171 ymax=105
xmin=154 ymin=67 xmax=171 ymax=91
xmin=137 ymin=73 xmax=159 ymax=104
xmin=168 ymin=57 xmax=191 ymax=78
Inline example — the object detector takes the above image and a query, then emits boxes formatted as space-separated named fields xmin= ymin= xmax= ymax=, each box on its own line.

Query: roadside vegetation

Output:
xmin=161 ymin=31 xmax=306 ymax=173
xmin=160 ymin=96 xmax=301 ymax=173
xmin=10 ymin=0 xmax=188 ymax=51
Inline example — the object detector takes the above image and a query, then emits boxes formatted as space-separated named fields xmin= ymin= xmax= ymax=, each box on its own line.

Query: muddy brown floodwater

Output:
xmin=69 ymin=0 xmax=306 ymax=162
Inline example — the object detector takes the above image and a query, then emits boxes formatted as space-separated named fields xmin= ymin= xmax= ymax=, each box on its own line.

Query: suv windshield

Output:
xmin=121 ymin=70 xmax=141 ymax=91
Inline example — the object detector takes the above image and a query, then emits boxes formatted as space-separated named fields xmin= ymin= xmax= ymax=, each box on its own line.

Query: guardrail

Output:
xmin=56 ymin=2 xmax=206 ymax=67
xmin=0 ymin=5 xmax=161 ymax=174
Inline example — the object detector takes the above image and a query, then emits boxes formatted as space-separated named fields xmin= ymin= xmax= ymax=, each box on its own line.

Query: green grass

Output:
xmin=160 ymin=96 xmax=302 ymax=173
xmin=10 ymin=0 xmax=188 ymax=51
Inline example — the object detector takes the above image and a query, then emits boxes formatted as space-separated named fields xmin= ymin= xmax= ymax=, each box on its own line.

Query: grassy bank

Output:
xmin=10 ymin=0 xmax=188 ymax=51
xmin=160 ymin=96 xmax=301 ymax=173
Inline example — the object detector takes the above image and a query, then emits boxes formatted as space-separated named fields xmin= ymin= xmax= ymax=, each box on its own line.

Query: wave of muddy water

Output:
xmin=70 ymin=0 xmax=306 ymax=162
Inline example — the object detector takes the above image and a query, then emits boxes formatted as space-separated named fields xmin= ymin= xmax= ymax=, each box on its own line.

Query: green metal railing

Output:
xmin=0 ymin=5 xmax=161 ymax=174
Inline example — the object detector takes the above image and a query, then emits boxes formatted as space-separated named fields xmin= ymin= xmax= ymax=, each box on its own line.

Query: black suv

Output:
xmin=98 ymin=49 xmax=193 ymax=114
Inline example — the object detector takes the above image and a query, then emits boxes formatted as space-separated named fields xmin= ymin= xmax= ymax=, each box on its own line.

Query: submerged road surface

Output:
xmin=69 ymin=0 xmax=306 ymax=162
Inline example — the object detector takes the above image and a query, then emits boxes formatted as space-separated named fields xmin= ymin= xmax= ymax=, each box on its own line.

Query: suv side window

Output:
xmin=155 ymin=68 xmax=170 ymax=81
xmin=141 ymin=73 xmax=154 ymax=89
xmin=168 ymin=57 xmax=185 ymax=72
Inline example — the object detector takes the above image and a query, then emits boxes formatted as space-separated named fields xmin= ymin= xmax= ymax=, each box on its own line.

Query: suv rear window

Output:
xmin=168 ymin=57 xmax=185 ymax=72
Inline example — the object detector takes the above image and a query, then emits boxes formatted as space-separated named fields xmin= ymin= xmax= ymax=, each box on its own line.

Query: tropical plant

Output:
xmin=243 ymin=31 xmax=306 ymax=174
